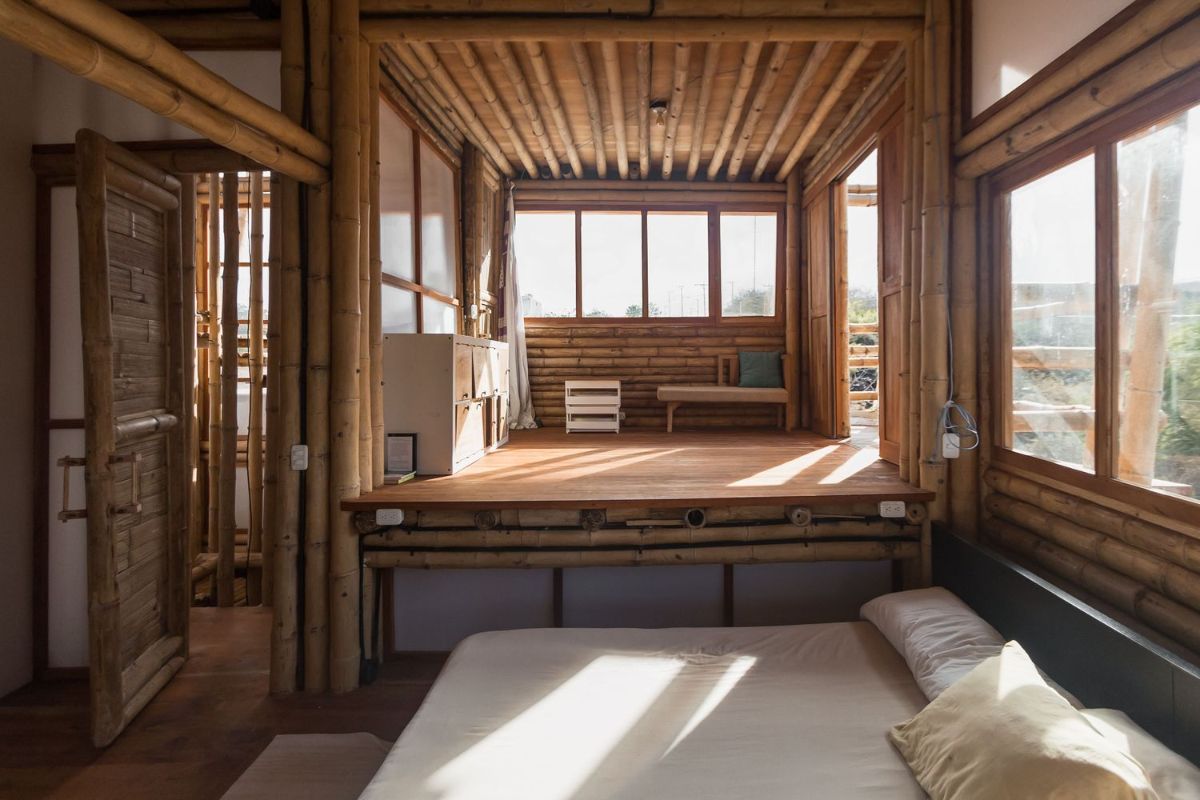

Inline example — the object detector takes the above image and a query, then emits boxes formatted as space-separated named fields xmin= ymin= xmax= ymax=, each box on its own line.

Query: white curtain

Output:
xmin=503 ymin=183 xmax=537 ymax=429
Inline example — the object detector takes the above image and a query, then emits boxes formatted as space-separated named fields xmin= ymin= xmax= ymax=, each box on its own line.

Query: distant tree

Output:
xmin=722 ymin=288 xmax=771 ymax=316
xmin=585 ymin=308 xmax=608 ymax=317
xmin=624 ymin=303 xmax=663 ymax=317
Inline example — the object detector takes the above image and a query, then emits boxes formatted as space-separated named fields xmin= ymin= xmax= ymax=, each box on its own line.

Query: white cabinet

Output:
xmin=383 ymin=334 xmax=510 ymax=475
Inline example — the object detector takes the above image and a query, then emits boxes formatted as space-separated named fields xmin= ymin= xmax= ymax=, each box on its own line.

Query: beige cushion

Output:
xmin=889 ymin=641 xmax=1159 ymax=800
xmin=656 ymin=385 xmax=788 ymax=404
xmin=1083 ymin=709 xmax=1200 ymax=799
xmin=221 ymin=733 xmax=391 ymax=800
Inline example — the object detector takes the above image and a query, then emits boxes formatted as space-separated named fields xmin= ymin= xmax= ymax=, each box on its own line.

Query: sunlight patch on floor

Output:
xmin=818 ymin=447 xmax=880 ymax=485
xmin=727 ymin=445 xmax=839 ymax=487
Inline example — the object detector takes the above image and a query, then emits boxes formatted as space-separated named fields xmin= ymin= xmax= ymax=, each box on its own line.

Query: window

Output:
xmin=994 ymin=89 xmax=1200 ymax=510
xmin=379 ymin=96 xmax=460 ymax=334
xmin=514 ymin=205 xmax=779 ymax=321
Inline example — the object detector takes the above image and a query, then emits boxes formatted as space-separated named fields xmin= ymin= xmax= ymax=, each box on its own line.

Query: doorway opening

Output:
xmin=844 ymin=150 xmax=880 ymax=451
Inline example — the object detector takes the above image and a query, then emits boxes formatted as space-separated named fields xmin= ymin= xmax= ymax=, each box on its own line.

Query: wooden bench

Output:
xmin=657 ymin=354 xmax=791 ymax=433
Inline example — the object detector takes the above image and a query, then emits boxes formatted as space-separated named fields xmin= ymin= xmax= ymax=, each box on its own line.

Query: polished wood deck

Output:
xmin=0 ymin=608 xmax=443 ymax=800
xmin=347 ymin=428 xmax=933 ymax=511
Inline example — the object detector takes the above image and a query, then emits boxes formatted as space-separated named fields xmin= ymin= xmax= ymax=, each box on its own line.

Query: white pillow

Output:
xmin=1083 ymin=709 xmax=1200 ymax=800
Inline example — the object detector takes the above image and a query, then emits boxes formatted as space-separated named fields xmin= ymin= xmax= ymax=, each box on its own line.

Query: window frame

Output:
xmin=514 ymin=201 xmax=785 ymax=325
xmin=987 ymin=71 xmax=1200 ymax=525
xmin=379 ymin=94 xmax=462 ymax=334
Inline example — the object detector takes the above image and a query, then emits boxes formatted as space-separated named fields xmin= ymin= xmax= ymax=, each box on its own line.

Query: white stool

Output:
xmin=565 ymin=380 xmax=621 ymax=433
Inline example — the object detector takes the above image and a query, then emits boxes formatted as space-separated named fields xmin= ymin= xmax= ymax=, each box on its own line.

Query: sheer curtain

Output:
xmin=502 ymin=183 xmax=537 ymax=429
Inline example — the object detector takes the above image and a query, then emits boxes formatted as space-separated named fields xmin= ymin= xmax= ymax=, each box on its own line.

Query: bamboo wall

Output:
xmin=524 ymin=322 xmax=786 ymax=429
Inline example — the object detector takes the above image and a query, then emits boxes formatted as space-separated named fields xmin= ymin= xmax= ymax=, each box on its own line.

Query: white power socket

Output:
xmin=375 ymin=509 xmax=405 ymax=527
xmin=290 ymin=444 xmax=309 ymax=471
xmin=879 ymin=500 xmax=906 ymax=518
xmin=943 ymin=432 xmax=961 ymax=459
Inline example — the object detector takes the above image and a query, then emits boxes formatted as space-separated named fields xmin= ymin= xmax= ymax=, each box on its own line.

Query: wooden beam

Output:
xmin=750 ymin=42 xmax=831 ymax=181
xmin=685 ymin=42 xmax=720 ymax=181
xmin=360 ymin=0 xmax=925 ymax=12
xmin=570 ymin=42 xmax=608 ymax=179
xmin=130 ymin=17 xmax=282 ymax=50
xmin=362 ymin=16 xmax=923 ymax=42
xmin=660 ymin=42 xmax=691 ymax=179
xmin=635 ymin=42 xmax=651 ymax=179
xmin=524 ymin=41 xmax=585 ymax=178
xmin=707 ymin=42 xmax=762 ymax=180
xmin=246 ymin=171 xmax=265 ymax=607
xmin=494 ymin=40 xmax=562 ymax=178
xmin=600 ymin=41 xmax=630 ymax=179
xmin=409 ymin=42 xmax=516 ymax=176
xmin=455 ymin=41 xmax=539 ymax=178
xmin=726 ymin=42 xmax=790 ymax=180
xmin=775 ymin=42 xmax=873 ymax=181
xmin=218 ymin=171 xmax=240 ymax=608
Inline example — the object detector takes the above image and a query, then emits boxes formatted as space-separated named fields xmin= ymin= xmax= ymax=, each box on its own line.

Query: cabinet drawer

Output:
xmin=472 ymin=345 xmax=495 ymax=397
xmin=454 ymin=400 xmax=486 ymax=467
xmin=453 ymin=343 xmax=474 ymax=401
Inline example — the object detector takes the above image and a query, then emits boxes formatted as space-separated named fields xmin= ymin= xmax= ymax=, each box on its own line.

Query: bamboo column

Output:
xmin=180 ymin=175 xmax=198 ymax=573
xmin=328 ymin=0 xmax=363 ymax=693
xmin=370 ymin=47 xmax=385 ymax=490
xmin=304 ymin=0 xmax=332 ymax=693
xmin=358 ymin=41 xmax=374 ymax=492
xmin=271 ymin=0 xmax=304 ymax=695
xmin=247 ymin=172 xmax=265 ymax=605
xmin=262 ymin=171 xmax=279 ymax=605
xmin=217 ymin=171 xmax=240 ymax=607
xmin=205 ymin=175 xmax=221 ymax=561
xmin=906 ymin=37 xmax=925 ymax=482
xmin=785 ymin=171 xmax=801 ymax=430
xmin=898 ymin=40 xmax=915 ymax=483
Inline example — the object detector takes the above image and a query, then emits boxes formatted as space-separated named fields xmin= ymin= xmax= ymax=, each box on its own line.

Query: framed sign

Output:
xmin=385 ymin=433 xmax=418 ymax=475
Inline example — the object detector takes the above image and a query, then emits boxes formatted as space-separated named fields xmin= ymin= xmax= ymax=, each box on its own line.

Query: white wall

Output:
xmin=971 ymin=0 xmax=1134 ymax=117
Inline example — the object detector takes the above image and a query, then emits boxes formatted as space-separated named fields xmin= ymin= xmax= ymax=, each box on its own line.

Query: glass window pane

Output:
xmin=647 ymin=211 xmax=708 ymax=317
xmin=514 ymin=211 xmax=576 ymax=317
xmin=420 ymin=144 xmax=457 ymax=297
xmin=582 ymin=211 xmax=642 ymax=317
xmin=380 ymin=101 xmax=416 ymax=282
xmin=381 ymin=285 xmax=417 ymax=333
xmin=422 ymin=295 xmax=457 ymax=334
xmin=1116 ymin=103 xmax=1200 ymax=500
xmin=720 ymin=213 xmax=777 ymax=316
xmin=1007 ymin=154 xmax=1096 ymax=470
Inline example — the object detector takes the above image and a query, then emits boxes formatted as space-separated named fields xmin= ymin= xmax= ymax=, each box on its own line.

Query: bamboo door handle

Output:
xmin=56 ymin=456 xmax=87 ymax=522
xmin=110 ymin=452 xmax=143 ymax=515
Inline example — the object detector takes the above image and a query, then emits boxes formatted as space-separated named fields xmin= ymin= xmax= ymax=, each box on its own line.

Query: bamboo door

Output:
xmin=877 ymin=113 xmax=905 ymax=464
xmin=804 ymin=190 xmax=837 ymax=437
xmin=74 ymin=130 xmax=189 ymax=747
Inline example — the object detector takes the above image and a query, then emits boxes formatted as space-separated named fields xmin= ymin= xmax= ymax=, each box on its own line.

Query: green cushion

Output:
xmin=738 ymin=351 xmax=783 ymax=388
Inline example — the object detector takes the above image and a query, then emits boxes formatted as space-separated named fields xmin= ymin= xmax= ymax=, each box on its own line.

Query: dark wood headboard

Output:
xmin=934 ymin=530 xmax=1200 ymax=765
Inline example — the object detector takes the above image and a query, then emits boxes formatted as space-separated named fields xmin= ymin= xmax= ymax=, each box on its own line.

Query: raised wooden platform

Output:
xmin=346 ymin=429 xmax=932 ymax=511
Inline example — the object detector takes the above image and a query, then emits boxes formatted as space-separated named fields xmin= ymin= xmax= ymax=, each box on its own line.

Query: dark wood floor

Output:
xmin=348 ymin=428 xmax=933 ymax=511
xmin=0 ymin=608 xmax=443 ymax=800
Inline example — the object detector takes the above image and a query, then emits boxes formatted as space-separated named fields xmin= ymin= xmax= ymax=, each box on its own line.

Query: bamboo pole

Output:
xmin=726 ymin=43 xmax=789 ymax=179
xmin=707 ymin=41 xmax=762 ymax=180
xmin=328 ymin=0 xmax=363 ymax=693
xmin=181 ymin=176 xmax=200 ymax=571
xmin=359 ymin=41 xmax=374 ymax=496
xmin=636 ymin=42 xmax=651 ymax=178
xmin=0 ymin=1 xmax=326 ymax=185
xmin=750 ymin=42 xmax=830 ymax=182
xmin=785 ymin=171 xmax=801 ymax=430
xmin=408 ymin=42 xmax=516 ymax=176
xmin=360 ymin=0 xmax=924 ymax=12
xmin=217 ymin=171 xmax=239 ymax=608
xmin=660 ymin=42 xmax=692 ymax=179
xmin=304 ymin=0 xmax=332 ymax=694
xmin=379 ymin=46 xmax=464 ymax=148
xmin=389 ymin=44 xmax=475 ymax=147
xmin=205 ymin=175 xmax=220 ymax=559
xmin=906 ymin=36 xmax=924 ymax=479
xmin=494 ymin=41 xmax=562 ymax=178
xmin=600 ymin=41 xmax=631 ymax=179
xmin=570 ymin=42 xmax=608 ymax=179
xmin=524 ymin=41 xmax=585 ymax=178
xmin=898 ymin=40 xmax=915 ymax=483
xmin=262 ymin=172 xmax=279 ymax=606
xmin=270 ymin=0 xmax=304 ymax=694
xmin=686 ymin=42 xmax=721 ymax=181
xmin=454 ymin=41 xmax=539 ymax=178
xmin=370 ymin=49 xmax=384 ymax=491
xmin=775 ymin=42 xmax=873 ymax=181
xmin=246 ymin=172 xmax=265 ymax=606
xmin=947 ymin=171 xmax=979 ymax=533
xmin=28 ymin=0 xmax=329 ymax=167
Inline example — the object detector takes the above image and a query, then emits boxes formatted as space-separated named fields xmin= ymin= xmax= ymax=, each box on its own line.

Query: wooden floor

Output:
xmin=0 ymin=609 xmax=443 ymax=800
xmin=348 ymin=428 xmax=933 ymax=510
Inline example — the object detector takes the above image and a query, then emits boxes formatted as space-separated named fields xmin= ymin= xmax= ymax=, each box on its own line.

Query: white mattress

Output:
xmin=359 ymin=622 xmax=927 ymax=800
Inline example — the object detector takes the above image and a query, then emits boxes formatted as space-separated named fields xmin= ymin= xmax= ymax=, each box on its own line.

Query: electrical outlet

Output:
xmin=375 ymin=509 xmax=405 ymax=527
xmin=943 ymin=432 xmax=961 ymax=459
xmin=879 ymin=500 xmax=906 ymax=518
xmin=290 ymin=444 xmax=309 ymax=471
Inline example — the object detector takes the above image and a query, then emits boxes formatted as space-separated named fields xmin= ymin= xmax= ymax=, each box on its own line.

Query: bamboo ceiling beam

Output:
xmin=660 ymin=42 xmax=691 ymax=179
xmin=390 ymin=44 xmax=475 ymax=145
xmin=27 ymin=0 xmax=328 ymax=164
xmin=380 ymin=47 xmax=464 ymax=147
xmin=494 ymin=41 xmax=562 ymax=178
xmin=524 ymin=41 xmax=585 ymax=178
xmin=361 ymin=16 xmax=921 ymax=41
xmin=569 ymin=42 xmax=608 ymax=179
xmin=409 ymin=42 xmax=516 ymax=175
xmin=0 ymin=0 xmax=327 ymax=185
xmin=636 ymin=42 xmax=651 ymax=178
xmin=706 ymin=41 xmax=762 ymax=180
xmin=361 ymin=0 xmax=925 ymax=12
xmin=599 ymin=42 xmax=630 ymax=179
xmin=686 ymin=42 xmax=720 ymax=181
xmin=455 ymin=42 xmax=539 ymax=177
xmin=750 ymin=41 xmax=831 ymax=181
xmin=725 ymin=42 xmax=790 ymax=180
xmin=775 ymin=41 xmax=873 ymax=181
xmin=126 ymin=16 xmax=281 ymax=50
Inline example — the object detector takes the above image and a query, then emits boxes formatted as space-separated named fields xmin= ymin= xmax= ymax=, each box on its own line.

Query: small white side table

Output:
xmin=565 ymin=380 xmax=621 ymax=433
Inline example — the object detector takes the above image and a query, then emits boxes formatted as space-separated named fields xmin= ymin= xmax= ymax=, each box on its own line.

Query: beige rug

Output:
xmin=221 ymin=733 xmax=391 ymax=800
